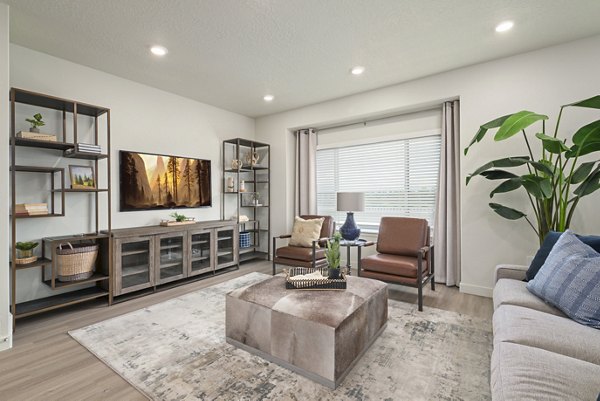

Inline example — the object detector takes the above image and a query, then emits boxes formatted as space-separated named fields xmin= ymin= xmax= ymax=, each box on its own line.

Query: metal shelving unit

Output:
xmin=9 ymin=88 xmax=112 ymax=329
xmin=222 ymin=138 xmax=270 ymax=263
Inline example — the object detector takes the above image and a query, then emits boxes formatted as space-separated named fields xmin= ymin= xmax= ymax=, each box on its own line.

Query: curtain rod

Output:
xmin=314 ymin=104 xmax=443 ymax=134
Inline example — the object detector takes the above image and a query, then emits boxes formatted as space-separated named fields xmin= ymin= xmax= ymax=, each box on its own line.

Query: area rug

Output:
xmin=70 ymin=273 xmax=492 ymax=400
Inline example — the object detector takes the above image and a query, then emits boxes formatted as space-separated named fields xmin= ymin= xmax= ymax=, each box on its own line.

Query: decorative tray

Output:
xmin=284 ymin=267 xmax=347 ymax=290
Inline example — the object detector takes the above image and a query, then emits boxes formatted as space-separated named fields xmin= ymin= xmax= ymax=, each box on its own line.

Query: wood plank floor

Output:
xmin=0 ymin=261 xmax=493 ymax=401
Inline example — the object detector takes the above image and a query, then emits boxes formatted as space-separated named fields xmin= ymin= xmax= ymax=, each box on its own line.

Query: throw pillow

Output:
xmin=289 ymin=217 xmax=325 ymax=248
xmin=526 ymin=231 xmax=600 ymax=281
xmin=527 ymin=230 xmax=600 ymax=329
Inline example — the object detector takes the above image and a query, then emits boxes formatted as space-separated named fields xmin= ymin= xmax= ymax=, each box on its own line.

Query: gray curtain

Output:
xmin=295 ymin=128 xmax=318 ymax=216
xmin=434 ymin=100 xmax=461 ymax=286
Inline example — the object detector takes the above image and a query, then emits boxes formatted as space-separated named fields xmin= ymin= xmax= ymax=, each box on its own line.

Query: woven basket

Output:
xmin=56 ymin=242 xmax=98 ymax=282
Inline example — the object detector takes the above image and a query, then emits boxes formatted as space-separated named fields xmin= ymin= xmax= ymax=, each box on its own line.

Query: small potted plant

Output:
xmin=170 ymin=212 xmax=187 ymax=222
xmin=15 ymin=241 xmax=39 ymax=263
xmin=25 ymin=113 xmax=45 ymax=133
xmin=326 ymin=232 xmax=342 ymax=279
xmin=253 ymin=192 xmax=260 ymax=206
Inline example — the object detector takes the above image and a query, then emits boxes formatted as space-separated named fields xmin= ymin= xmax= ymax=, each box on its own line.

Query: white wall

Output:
xmin=255 ymin=34 xmax=600 ymax=297
xmin=10 ymin=44 xmax=255 ymax=304
xmin=0 ymin=3 xmax=12 ymax=351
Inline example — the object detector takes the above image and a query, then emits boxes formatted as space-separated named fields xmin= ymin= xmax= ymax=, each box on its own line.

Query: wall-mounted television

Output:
xmin=119 ymin=150 xmax=211 ymax=211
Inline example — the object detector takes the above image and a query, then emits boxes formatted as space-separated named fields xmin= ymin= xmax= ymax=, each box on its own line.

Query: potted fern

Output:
xmin=465 ymin=95 xmax=600 ymax=245
xmin=326 ymin=232 xmax=342 ymax=279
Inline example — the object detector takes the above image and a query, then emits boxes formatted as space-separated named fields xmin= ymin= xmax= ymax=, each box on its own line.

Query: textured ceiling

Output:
xmin=5 ymin=0 xmax=600 ymax=117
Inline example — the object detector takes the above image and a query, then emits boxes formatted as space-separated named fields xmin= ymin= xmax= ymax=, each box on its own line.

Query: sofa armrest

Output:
xmin=494 ymin=264 xmax=528 ymax=283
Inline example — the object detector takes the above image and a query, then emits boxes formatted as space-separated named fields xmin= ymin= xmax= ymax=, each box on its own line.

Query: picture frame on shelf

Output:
xmin=69 ymin=165 xmax=96 ymax=189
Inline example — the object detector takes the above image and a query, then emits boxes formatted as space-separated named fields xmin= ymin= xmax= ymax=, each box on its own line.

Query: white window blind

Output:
xmin=316 ymin=135 xmax=441 ymax=232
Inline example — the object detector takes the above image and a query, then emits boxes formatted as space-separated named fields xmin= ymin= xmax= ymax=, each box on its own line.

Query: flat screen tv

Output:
xmin=119 ymin=150 xmax=211 ymax=211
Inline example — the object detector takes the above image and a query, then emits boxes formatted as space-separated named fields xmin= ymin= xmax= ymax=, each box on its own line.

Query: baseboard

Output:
xmin=0 ymin=312 xmax=13 ymax=352
xmin=459 ymin=283 xmax=493 ymax=298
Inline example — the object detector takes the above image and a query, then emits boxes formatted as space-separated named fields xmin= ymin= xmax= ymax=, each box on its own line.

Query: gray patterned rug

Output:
xmin=70 ymin=273 xmax=492 ymax=401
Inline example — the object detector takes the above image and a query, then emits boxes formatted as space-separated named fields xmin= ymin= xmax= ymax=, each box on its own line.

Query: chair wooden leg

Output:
xmin=430 ymin=244 xmax=435 ymax=291
xmin=417 ymin=252 xmax=424 ymax=311
xmin=418 ymin=284 xmax=423 ymax=312
xmin=431 ymin=276 xmax=435 ymax=291
xmin=272 ymin=260 xmax=276 ymax=276
xmin=272 ymin=236 xmax=277 ymax=275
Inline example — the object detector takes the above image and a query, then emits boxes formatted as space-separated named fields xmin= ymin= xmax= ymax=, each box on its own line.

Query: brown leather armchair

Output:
xmin=359 ymin=217 xmax=435 ymax=311
xmin=272 ymin=215 xmax=336 ymax=275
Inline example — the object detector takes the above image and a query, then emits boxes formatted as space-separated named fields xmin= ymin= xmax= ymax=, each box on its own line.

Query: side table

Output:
xmin=339 ymin=239 xmax=374 ymax=276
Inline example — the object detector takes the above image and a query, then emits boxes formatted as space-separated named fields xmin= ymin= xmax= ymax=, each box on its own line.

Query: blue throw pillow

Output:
xmin=527 ymin=230 xmax=600 ymax=329
xmin=526 ymin=231 xmax=600 ymax=281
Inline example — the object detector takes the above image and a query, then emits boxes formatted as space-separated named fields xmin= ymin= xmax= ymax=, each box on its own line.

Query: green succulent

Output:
xmin=170 ymin=212 xmax=187 ymax=222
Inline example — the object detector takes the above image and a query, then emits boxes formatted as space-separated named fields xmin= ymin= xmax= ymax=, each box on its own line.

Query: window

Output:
xmin=316 ymin=135 xmax=441 ymax=232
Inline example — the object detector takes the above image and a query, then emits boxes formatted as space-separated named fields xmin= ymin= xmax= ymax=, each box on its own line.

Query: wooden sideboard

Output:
xmin=109 ymin=220 xmax=239 ymax=296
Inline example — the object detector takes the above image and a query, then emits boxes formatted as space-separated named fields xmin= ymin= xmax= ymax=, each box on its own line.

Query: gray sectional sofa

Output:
xmin=491 ymin=264 xmax=600 ymax=401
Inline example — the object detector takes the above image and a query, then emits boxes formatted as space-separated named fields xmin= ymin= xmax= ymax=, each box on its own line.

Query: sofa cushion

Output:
xmin=494 ymin=305 xmax=600 ymax=365
xmin=526 ymin=230 xmax=600 ymax=281
xmin=289 ymin=217 xmax=324 ymax=248
xmin=493 ymin=279 xmax=564 ymax=316
xmin=491 ymin=342 xmax=600 ymax=401
xmin=275 ymin=246 xmax=325 ymax=262
xmin=361 ymin=254 xmax=428 ymax=278
xmin=527 ymin=230 xmax=600 ymax=329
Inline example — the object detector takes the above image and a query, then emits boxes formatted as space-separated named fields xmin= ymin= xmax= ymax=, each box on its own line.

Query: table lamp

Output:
xmin=337 ymin=192 xmax=365 ymax=241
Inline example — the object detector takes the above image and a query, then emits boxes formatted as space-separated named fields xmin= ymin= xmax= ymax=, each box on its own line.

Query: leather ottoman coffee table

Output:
xmin=225 ymin=275 xmax=388 ymax=389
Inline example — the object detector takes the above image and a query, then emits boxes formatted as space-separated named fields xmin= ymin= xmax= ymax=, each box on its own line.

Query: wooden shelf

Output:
xmin=121 ymin=264 xmax=149 ymax=277
xmin=159 ymin=260 xmax=184 ymax=268
xmin=12 ymin=165 xmax=63 ymax=173
xmin=52 ymin=188 xmax=108 ymax=193
xmin=218 ymin=236 xmax=233 ymax=241
xmin=42 ymin=272 xmax=109 ymax=289
xmin=191 ymin=255 xmax=209 ymax=262
xmin=11 ymin=137 xmax=73 ymax=150
xmin=44 ymin=233 xmax=109 ymax=242
xmin=14 ymin=213 xmax=64 ymax=219
xmin=64 ymin=151 xmax=108 ymax=160
xmin=12 ymin=257 xmax=52 ymax=270
xmin=239 ymin=246 xmax=258 ymax=254
xmin=121 ymin=249 xmax=149 ymax=257
xmin=12 ymin=87 xmax=108 ymax=117
xmin=14 ymin=287 xmax=109 ymax=318
xmin=240 ymin=251 xmax=268 ymax=262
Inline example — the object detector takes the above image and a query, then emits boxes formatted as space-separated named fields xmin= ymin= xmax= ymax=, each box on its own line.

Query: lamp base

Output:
xmin=339 ymin=212 xmax=360 ymax=241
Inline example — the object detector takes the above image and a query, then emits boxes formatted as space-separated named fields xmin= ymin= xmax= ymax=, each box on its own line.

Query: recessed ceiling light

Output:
xmin=150 ymin=45 xmax=168 ymax=56
xmin=351 ymin=66 xmax=365 ymax=75
xmin=263 ymin=94 xmax=274 ymax=102
xmin=495 ymin=21 xmax=514 ymax=33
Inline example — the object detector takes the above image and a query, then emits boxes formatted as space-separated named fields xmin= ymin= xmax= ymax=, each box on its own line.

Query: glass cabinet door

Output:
xmin=116 ymin=237 xmax=154 ymax=295
xmin=189 ymin=230 xmax=212 ymax=276
xmin=216 ymin=227 xmax=238 ymax=271
xmin=156 ymin=233 xmax=186 ymax=284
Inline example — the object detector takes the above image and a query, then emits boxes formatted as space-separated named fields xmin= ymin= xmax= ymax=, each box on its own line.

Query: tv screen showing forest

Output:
xmin=119 ymin=150 xmax=212 ymax=211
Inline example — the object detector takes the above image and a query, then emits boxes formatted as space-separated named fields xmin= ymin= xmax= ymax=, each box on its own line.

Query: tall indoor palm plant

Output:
xmin=465 ymin=95 xmax=600 ymax=245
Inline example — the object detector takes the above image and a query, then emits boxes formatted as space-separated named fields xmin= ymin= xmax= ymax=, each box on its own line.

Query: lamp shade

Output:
xmin=337 ymin=192 xmax=365 ymax=212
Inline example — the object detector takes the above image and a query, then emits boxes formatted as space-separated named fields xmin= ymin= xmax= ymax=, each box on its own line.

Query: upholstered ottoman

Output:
xmin=226 ymin=275 xmax=388 ymax=389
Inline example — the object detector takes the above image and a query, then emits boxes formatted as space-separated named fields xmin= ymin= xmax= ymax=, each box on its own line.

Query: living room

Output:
xmin=0 ymin=1 xmax=599 ymax=400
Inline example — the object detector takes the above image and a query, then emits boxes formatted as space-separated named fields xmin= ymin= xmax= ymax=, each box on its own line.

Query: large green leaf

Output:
xmin=464 ymin=114 xmax=512 ymax=155
xmin=574 ymin=166 xmax=600 ymax=197
xmin=489 ymin=203 xmax=527 ymax=220
xmin=565 ymin=95 xmax=600 ymax=109
xmin=466 ymin=156 xmax=530 ymax=185
xmin=490 ymin=178 xmax=522 ymax=198
xmin=494 ymin=111 xmax=549 ymax=141
xmin=535 ymin=132 xmax=569 ymax=154
xmin=521 ymin=175 xmax=553 ymax=199
xmin=573 ymin=120 xmax=600 ymax=146
xmin=570 ymin=162 xmax=597 ymax=184
xmin=480 ymin=170 xmax=519 ymax=180
xmin=565 ymin=142 xmax=600 ymax=158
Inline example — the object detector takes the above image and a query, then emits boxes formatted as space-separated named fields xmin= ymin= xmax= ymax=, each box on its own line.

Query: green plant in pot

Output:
xmin=25 ymin=113 xmax=45 ymax=133
xmin=326 ymin=232 xmax=342 ymax=279
xmin=465 ymin=95 xmax=600 ymax=245
xmin=170 ymin=212 xmax=188 ymax=222
xmin=16 ymin=241 xmax=39 ymax=259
